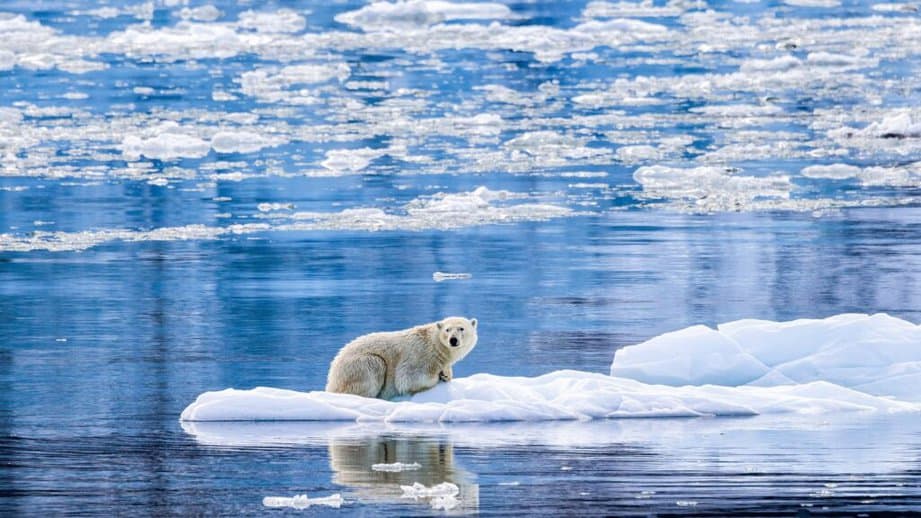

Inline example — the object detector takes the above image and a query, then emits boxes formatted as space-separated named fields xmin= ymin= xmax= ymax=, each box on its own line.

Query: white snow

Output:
xmin=372 ymin=462 xmax=422 ymax=472
xmin=262 ymin=493 xmax=344 ymax=509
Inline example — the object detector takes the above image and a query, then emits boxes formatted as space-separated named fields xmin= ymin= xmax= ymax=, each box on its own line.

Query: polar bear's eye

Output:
xmin=459 ymin=328 xmax=464 ymax=332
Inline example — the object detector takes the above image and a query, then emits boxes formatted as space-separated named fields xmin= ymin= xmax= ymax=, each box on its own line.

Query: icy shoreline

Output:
xmin=181 ymin=314 xmax=920 ymax=423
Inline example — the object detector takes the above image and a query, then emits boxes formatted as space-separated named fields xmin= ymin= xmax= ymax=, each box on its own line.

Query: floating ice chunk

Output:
xmin=401 ymin=482 xmax=459 ymax=499
xmin=430 ymin=494 xmax=460 ymax=510
xmin=0 ymin=50 xmax=15 ymax=71
xmin=257 ymin=203 xmax=295 ymax=212
xmin=871 ymin=2 xmax=919 ymax=11
xmin=237 ymin=9 xmax=306 ymax=33
xmin=433 ymin=272 xmax=472 ymax=282
xmin=612 ymin=314 xmax=921 ymax=402
xmin=180 ymin=359 xmax=919 ymax=424
xmin=611 ymin=325 xmax=770 ymax=386
xmin=860 ymin=112 xmax=921 ymax=138
xmin=210 ymin=130 xmax=281 ymax=154
xmin=121 ymin=133 xmax=211 ymax=161
xmin=179 ymin=5 xmax=222 ymax=22
xmin=240 ymin=63 xmax=350 ymax=102
xmin=336 ymin=1 xmax=513 ymax=31
xmin=801 ymin=164 xmax=860 ymax=179
xmin=106 ymin=22 xmax=243 ymax=60
xmin=806 ymin=52 xmax=876 ymax=69
xmin=581 ymin=1 xmax=685 ymax=18
xmin=633 ymin=165 xmax=792 ymax=212
xmin=739 ymin=56 xmax=802 ymax=72
xmin=783 ymin=0 xmax=841 ymax=6
xmin=689 ymin=104 xmax=783 ymax=117
xmin=262 ymin=493 xmax=344 ymax=509
xmin=857 ymin=164 xmax=921 ymax=186
xmin=321 ymin=148 xmax=386 ymax=172
xmin=372 ymin=462 xmax=422 ymax=472
xmin=400 ymin=482 xmax=460 ymax=510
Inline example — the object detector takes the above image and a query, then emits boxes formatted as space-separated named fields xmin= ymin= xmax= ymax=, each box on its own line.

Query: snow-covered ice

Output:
xmin=180 ymin=313 xmax=920 ymax=424
xmin=611 ymin=313 xmax=921 ymax=402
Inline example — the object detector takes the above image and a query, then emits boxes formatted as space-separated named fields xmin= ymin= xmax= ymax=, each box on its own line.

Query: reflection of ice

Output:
xmin=181 ymin=413 xmax=920 ymax=474
xmin=373 ymin=462 xmax=422 ymax=472
xmin=262 ymin=493 xmax=344 ymax=509
xmin=433 ymin=272 xmax=472 ymax=282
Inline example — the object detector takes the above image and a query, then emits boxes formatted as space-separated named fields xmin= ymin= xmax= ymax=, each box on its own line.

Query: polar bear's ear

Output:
xmin=436 ymin=321 xmax=444 ymax=330
xmin=470 ymin=318 xmax=477 ymax=328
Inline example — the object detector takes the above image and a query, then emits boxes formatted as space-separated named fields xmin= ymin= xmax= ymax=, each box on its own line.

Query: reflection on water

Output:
xmin=180 ymin=415 xmax=921 ymax=515
xmin=328 ymin=435 xmax=479 ymax=512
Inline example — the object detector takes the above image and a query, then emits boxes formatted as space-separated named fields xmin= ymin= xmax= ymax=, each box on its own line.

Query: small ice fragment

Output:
xmin=430 ymin=494 xmax=459 ymax=510
xmin=371 ymin=462 xmax=421 ymax=472
xmin=400 ymin=482 xmax=459 ymax=500
xmin=433 ymin=272 xmax=472 ymax=282
xmin=257 ymin=202 xmax=295 ymax=212
xmin=262 ymin=493 xmax=343 ymax=509
xmin=55 ymin=338 xmax=67 ymax=342
xmin=498 ymin=481 xmax=520 ymax=486
xmin=676 ymin=500 xmax=698 ymax=507
xmin=560 ymin=466 xmax=573 ymax=471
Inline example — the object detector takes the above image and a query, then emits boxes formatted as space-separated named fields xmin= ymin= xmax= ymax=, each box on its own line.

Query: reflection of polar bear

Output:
xmin=326 ymin=317 xmax=478 ymax=400
xmin=328 ymin=435 xmax=479 ymax=512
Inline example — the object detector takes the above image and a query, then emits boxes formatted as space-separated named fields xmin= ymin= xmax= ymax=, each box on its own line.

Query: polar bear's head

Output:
xmin=435 ymin=316 xmax=478 ymax=358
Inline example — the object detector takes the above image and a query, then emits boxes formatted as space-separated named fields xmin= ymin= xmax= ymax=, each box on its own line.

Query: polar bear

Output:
xmin=326 ymin=317 xmax=478 ymax=400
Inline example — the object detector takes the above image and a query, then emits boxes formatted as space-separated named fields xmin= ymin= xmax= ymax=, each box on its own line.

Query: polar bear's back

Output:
xmin=336 ymin=326 xmax=430 ymax=362
xmin=325 ymin=324 xmax=439 ymax=399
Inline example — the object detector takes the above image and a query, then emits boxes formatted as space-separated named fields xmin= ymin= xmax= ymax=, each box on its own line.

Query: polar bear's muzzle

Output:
xmin=449 ymin=337 xmax=459 ymax=347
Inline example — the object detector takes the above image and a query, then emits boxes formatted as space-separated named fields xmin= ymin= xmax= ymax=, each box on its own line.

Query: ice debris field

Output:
xmin=2 ymin=0 xmax=921 ymax=253
xmin=181 ymin=313 xmax=921 ymax=423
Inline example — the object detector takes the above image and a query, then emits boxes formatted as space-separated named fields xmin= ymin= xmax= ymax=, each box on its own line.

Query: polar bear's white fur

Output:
xmin=326 ymin=317 xmax=478 ymax=400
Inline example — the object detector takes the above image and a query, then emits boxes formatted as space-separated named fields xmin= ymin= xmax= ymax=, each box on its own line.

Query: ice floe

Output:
xmin=335 ymin=1 xmax=514 ymax=31
xmin=0 ymin=188 xmax=573 ymax=252
xmin=180 ymin=313 xmax=919 ymax=423
xmin=611 ymin=313 xmax=921 ymax=402
xmin=401 ymin=482 xmax=460 ymax=510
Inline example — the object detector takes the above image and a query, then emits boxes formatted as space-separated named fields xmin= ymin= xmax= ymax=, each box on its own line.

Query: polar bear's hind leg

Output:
xmin=327 ymin=354 xmax=387 ymax=398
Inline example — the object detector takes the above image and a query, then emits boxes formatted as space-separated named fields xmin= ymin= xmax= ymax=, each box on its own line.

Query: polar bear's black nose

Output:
xmin=450 ymin=337 xmax=459 ymax=347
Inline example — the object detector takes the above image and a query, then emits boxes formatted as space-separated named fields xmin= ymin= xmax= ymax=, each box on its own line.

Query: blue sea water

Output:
xmin=1 ymin=0 xmax=920 ymax=515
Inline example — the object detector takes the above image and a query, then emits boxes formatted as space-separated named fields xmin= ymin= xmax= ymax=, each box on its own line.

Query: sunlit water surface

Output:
xmin=1 ymin=0 xmax=920 ymax=514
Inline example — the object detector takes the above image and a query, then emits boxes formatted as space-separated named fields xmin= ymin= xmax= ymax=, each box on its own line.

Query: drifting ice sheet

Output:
xmin=181 ymin=315 xmax=921 ymax=423
xmin=611 ymin=313 xmax=921 ymax=402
